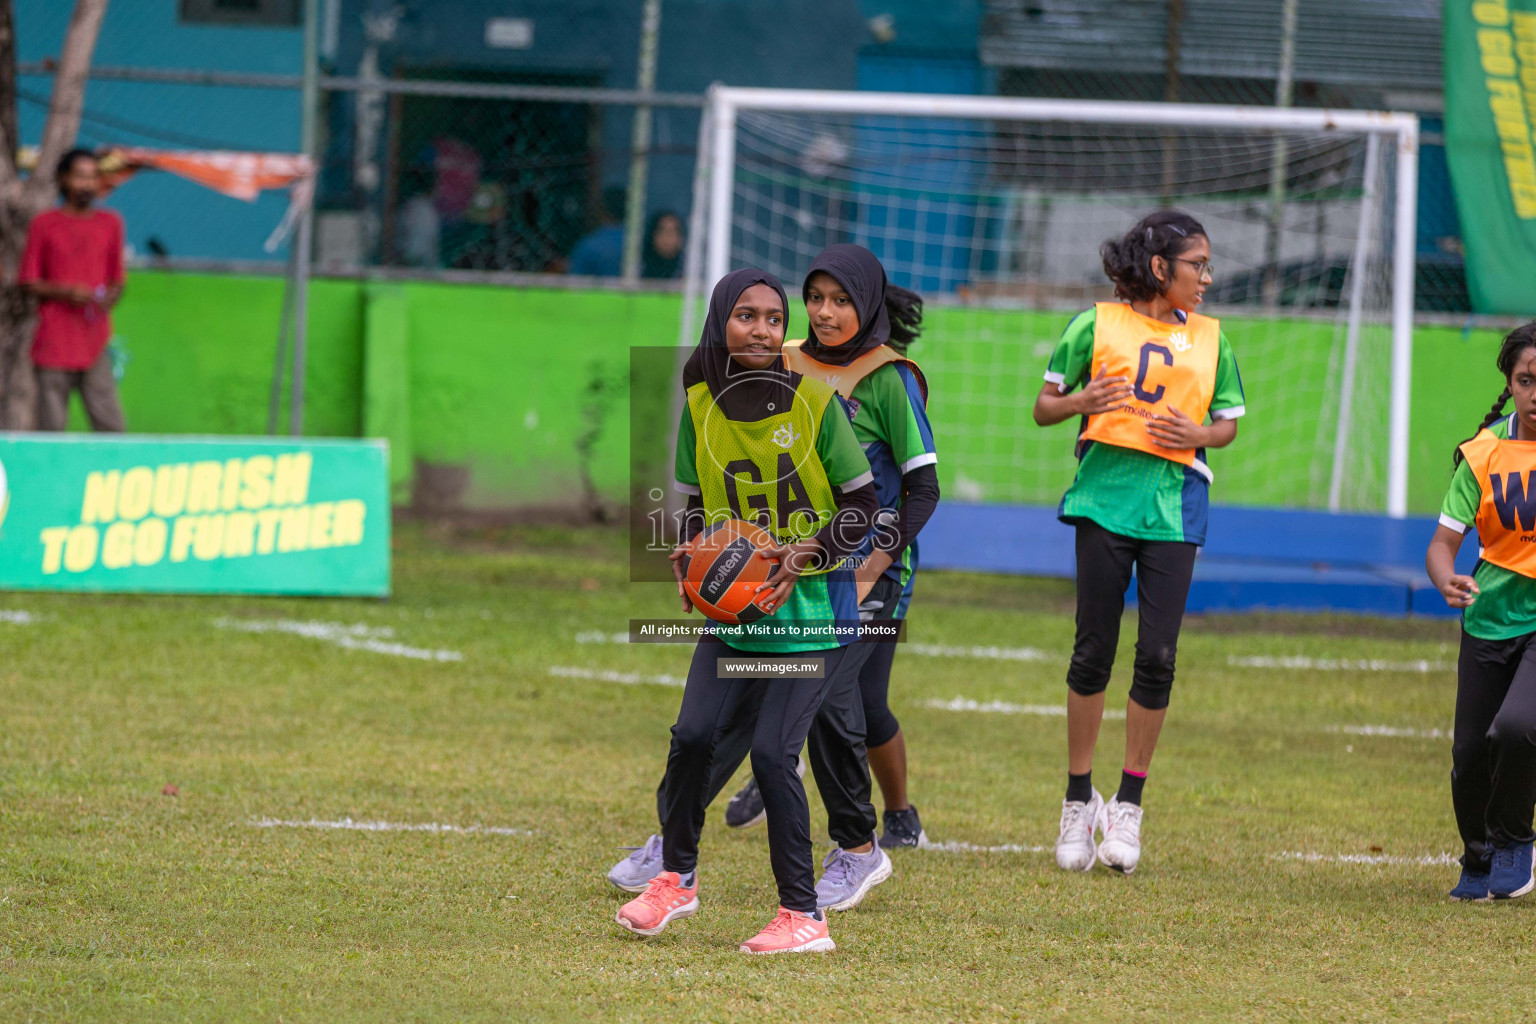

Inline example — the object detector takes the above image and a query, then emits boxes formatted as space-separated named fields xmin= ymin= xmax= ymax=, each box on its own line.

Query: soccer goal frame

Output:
xmin=680 ymin=86 xmax=1420 ymax=517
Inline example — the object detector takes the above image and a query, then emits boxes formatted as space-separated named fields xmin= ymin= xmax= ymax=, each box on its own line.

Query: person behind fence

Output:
xmin=642 ymin=211 xmax=685 ymax=280
xmin=18 ymin=148 xmax=126 ymax=433
xmin=1427 ymin=320 xmax=1536 ymax=903
xmin=567 ymin=186 xmax=628 ymax=278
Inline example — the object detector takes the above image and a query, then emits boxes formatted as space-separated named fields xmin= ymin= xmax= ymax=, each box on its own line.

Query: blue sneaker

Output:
xmin=814 ymin=844 xmax=893 ymax=912
xmin=1449 ymin=866 xmax=1490 ymax=902
xmin=1489 ymin=842 xmax=1534 ymax=900
xmin=607 ymin=834 xmax=664 ymax=893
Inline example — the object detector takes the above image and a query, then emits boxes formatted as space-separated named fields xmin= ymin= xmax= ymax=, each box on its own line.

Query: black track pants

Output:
xmin=1453 ymin=629 xmax=1536 ymax=870
xmin=654 ymin=610 xmax=885 ymax=851
xmin=657 ymin=638 xmax=861 ymax=913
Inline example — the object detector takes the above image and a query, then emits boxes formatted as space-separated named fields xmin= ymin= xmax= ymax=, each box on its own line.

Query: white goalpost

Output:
xmin=681 ymin=86 xmax=1419 ymax=516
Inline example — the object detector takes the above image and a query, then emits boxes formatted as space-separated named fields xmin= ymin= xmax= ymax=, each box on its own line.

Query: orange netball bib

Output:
xmin=1078 ymin=302 xmax=1220 ymax=468
xmin=782 ymin=339 xmax=929 ymax=405
xmin=1459 ymin=427 xmax=1536 ymax=578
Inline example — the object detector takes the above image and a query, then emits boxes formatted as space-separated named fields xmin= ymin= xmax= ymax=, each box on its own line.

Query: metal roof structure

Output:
xmin=981 ymin=0 xmax=1442 ymax=92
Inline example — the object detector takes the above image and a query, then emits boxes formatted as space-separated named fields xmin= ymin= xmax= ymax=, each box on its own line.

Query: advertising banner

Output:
xmin=0 ymin=435 xmax=389 ymax=595
xmin=1444 ymin=0 xmax=1536 ymax=314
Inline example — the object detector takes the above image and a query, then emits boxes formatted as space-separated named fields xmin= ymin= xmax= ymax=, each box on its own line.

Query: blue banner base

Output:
xmin=921 ymin=504 xmax=1476 ymax=618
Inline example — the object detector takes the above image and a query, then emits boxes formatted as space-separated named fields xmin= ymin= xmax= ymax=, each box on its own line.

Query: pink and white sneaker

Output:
xmin=615 ymin=871 xmax=698 ymax=937
xmin=739 ymin=907 xmax=835 ymax=954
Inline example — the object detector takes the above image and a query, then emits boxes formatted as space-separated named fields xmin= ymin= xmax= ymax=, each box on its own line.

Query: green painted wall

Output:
xmin=98 ymin=271 xmax=1511 ymax=515
xmin=111 ymin=273 xmax=363 ymax=438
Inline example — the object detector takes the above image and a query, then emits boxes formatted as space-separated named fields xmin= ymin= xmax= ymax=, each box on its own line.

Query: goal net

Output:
xmin=681 ymin=89 xmax=1417 ymax=515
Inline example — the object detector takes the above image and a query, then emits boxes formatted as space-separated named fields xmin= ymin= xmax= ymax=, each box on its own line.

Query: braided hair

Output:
xmin=885 ymin=284 xmax=923 ymax=354
xmin=1452 ymin=320 xmax=1536 ymax=468
xmin=1100 ymin=210 xmax=1207 ymax=303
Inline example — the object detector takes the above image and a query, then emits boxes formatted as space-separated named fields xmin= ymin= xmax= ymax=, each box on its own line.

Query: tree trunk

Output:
xmin=0 ymin=0 xmax=110 ymax=429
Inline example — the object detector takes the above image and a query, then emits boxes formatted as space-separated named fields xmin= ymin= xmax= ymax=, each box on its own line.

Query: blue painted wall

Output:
xmin=15 ymin=0 xmax=303 ymax=262
xmin=13 ymin=0 xmax=984 ymax=265
xmin=325 ymin=0 xmax=872 ymax=257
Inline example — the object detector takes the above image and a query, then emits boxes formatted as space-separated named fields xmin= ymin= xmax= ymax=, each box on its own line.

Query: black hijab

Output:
xmin=799 ymin=243 xmax=890 ymax=368
xmin=641 ymin=211 xmax=684 ymax=280
xmin=682 ymin=268 xmax=799 ymax=421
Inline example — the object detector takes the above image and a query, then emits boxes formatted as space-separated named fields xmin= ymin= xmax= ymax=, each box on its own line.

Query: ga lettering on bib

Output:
xmin=1459 ymin=428 xmax=1536 ymax=578
xmin=1078 ymin=302 xmax=1220 ymax=468
xmin=686 ymin=375 xmax=840 ymax=570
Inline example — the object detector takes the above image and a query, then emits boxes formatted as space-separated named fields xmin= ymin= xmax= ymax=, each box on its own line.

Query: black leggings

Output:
xmin=860 ymin=639 xmax=901 ymax=748
xmin=658 ymin=638 xmax=863 ymax=913
xmin=859 ymin=574 xmax=904 ymax=748
xmin=1067 ymin=520 xmax=1197 ymax=711
xmin=1452 ymin=629 xmax=1536 ymax=870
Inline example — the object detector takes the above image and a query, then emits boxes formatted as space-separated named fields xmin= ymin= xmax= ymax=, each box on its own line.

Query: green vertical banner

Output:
xmin=0 ymin=434 xmax=390 ymax=595
xmin=1445 ymin=0 xmax=1536 ymax=314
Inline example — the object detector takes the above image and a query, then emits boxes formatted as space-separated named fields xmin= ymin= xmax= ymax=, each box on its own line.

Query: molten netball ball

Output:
xmin=682 ymin=519 xmax=781 ymax=624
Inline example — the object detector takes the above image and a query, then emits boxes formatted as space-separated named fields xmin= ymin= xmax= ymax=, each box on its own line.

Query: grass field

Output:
xmin=3 ymin=521 xmax=1531 ymax=1022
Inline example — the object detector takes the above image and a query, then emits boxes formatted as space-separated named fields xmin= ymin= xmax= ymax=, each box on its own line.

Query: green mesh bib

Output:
xmin=686 ymin=376 xmax=839 ymax=555
xmin=686 ymin=375 xmax=847 ymax=652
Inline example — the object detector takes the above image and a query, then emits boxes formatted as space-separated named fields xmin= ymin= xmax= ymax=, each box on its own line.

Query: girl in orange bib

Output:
xmin=1427 ymin=321 xmax=1536 ymax=902
xmin=1033 ymin=211 xmax=1245 ymax=875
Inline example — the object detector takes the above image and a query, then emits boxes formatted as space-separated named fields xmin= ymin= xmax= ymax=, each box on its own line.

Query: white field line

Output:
xmin=925 ymin=697 xmax=1126 ymax=720
xmin=928 ymin=695 xmax=1449 ymax=742
xmin=1275 ymin=850 xmax=1459 ymax=867
xmin=1229 ymin=655 xmax=1452 ymax=674
xmin=214 ymin=618 xmax=463 ymax=662
xmin=1327 ymin=724 xmax=1449 ymax=740
xmin=0 ymin=610 xmax=36 ymax=624
xmin=907 ymin=643 xmax=1052 ymax=662
xmin=582 ymin=633 xmax=1450 ymax=674
xmin=253 ymin=816 xmax=532 ymax=836
xmin=548 ymin=665 xmax=685 ymax=687
xmin=575 ymin=631 xmax=632 ymax=644
xmin=919 ymin=840 xmax=1049 ymax=854
xmin=575 ymin=631 xmax=1052 ymax=662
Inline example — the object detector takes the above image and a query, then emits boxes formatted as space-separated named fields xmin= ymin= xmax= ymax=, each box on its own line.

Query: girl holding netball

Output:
xmin=1428 ymin=321 xmax=1536 ymax=901
xmin=613 ymin=269 xmax=878 ymax=953
xmin=1033 ymin=210 xmax=1245 ymax=874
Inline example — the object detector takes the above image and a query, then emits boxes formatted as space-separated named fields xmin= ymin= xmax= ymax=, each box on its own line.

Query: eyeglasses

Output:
xmin=1174 ymin=257 xmax=1215 ymax=279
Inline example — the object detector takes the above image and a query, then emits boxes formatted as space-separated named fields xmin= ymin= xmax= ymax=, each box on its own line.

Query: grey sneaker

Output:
xmin=878 ymin=806 xmax=927 ymax=849
xmin=814 ymin=844 xmax=893 ymax=911
xmin=607 ymin=834 xmax=664 ymax=893
xmin=725 ymin=756 xmax=805 ymax=829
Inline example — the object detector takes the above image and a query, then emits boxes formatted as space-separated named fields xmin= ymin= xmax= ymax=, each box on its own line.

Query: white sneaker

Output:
xmin=1096 ymin=797 xmax=1143 ymax=874
xmin=1054 ymin=788 xmax=1103 ymax=872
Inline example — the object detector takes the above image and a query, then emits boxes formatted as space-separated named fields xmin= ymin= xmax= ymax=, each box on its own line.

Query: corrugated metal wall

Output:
xmin=981 ymin=0 xmax=1441 ymax=94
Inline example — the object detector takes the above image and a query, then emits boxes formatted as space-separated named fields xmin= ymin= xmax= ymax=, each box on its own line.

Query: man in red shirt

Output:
xmin=18 ymin=149 xmax=126 ymax=432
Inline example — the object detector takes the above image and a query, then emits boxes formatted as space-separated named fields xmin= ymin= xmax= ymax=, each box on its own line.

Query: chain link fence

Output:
xmin=314 ymin=78 xmax=699 ymax=282
xmin=13 ymin=0 xmax=1466 ymax=308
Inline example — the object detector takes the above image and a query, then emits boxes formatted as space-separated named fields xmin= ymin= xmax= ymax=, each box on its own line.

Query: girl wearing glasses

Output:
xmin=1031 ymin=210 xmax=1245 ymax=875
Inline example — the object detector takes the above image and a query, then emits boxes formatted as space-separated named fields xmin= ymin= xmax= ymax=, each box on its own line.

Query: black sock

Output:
xmin=1117 ymin=770 xmax=1147 ymax=807
xmin=1065 ymin=771 xmax=1093 ymax=804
